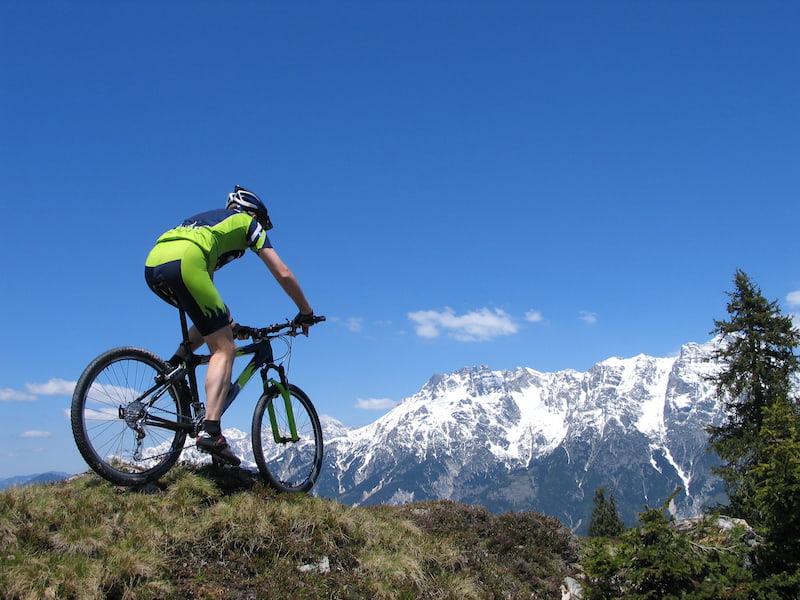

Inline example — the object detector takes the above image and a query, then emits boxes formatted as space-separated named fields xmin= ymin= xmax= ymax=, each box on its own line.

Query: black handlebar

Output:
xmin=235 ymin=316 xmax=326 ymax=340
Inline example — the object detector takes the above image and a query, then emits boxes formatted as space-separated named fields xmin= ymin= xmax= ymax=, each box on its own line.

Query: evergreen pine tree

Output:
xmin=749 ymin=399 xmax=800 ymax=593
xmin=707 ymin=269 xmax=800 ymax=522
xmin=622 ymin=504 xmax=700 ymax=599
xmin=588 ymin=487 xmax=624 ymax=539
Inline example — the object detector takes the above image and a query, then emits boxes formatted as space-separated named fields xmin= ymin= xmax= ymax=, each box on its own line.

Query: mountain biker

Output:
xmin=144 ymin=185 xmax=317 ymax=465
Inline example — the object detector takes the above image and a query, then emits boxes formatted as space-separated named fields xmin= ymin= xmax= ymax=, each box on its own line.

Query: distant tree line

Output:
xmin=582 ymin=269 xmax=800 ymax=599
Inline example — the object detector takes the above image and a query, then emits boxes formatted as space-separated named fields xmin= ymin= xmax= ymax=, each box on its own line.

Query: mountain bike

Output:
xmin=70 ymin=308 xmax=325 ymax=492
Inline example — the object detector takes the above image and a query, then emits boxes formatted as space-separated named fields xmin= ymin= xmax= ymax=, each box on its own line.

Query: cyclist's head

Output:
xmin=226 ymin=185 xmax=273 ymax=230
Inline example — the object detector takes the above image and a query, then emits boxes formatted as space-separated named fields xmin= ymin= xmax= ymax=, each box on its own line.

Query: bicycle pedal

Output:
xmin=213 ymin=453 xmax=241 ymax=467
xmin=198 ymin=447 xmax=241 ymax=467
xmin=196 ymin=438 xmax=241 ymax=466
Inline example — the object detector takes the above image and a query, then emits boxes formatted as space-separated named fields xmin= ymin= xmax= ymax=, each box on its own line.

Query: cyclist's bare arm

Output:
xmin=257 ymin=247 xmax=313 ymax=316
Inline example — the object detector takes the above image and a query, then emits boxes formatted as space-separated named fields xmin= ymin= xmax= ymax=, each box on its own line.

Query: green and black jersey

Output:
xmin=153 ymin=208 xmax=272 ymax=271
xmin=144 ymin=209 xmax=273 ymax=335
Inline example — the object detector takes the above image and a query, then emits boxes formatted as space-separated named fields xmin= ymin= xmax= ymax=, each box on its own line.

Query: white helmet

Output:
xmin=226 ymin=185 xmax=272 ymax=230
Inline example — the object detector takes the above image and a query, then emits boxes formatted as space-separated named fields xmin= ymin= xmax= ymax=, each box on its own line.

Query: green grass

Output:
xmin=0 ymin=465 xmax=579 ymax=599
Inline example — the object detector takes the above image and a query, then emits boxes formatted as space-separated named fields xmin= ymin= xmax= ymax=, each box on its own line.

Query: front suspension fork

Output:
xmin=262 ymin=365 xmax=299 ymax=443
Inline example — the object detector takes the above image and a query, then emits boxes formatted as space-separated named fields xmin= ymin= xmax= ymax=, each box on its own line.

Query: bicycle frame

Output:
xmin=141 ymin=309 xmax=299 ymax=442
xmin=72 ymin=304 xmax=325 ymax=489
xmin=193 ymin=337 xmax=298 ymax=443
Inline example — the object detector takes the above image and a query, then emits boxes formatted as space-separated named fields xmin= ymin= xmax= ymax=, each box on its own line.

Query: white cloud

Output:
xmin=25 ymin=378 xmax=75 ymax=396
xmin=20 ymin=430 xmax=52 ymax=438
xmin=578 ymin=311 xmax=598 ymax=324
xmin=0 ymin=379 xmax=76 ymax=402
xmin=408 ymin=307 xmax=518 ymax=342
xmin=354 ymin=398 xmax=398 ymax=410
xmin=343 ymin=317 xmax=364 ymax=332
xmin=0 ymin=388 xmax=36 ymax=402
xmin=525 ymin=309 xmax=544 ymax=323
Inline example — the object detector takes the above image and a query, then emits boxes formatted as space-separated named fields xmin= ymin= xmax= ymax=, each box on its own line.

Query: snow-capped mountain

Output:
xmin=313 ymin=339 xmax=728 ymax=533
xmin=172 ymin=339 xmax=730 ymax=533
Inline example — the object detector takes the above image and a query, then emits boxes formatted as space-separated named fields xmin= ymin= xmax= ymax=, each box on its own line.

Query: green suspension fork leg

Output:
xmin=267 ymin=381 xmax=300 ymax=443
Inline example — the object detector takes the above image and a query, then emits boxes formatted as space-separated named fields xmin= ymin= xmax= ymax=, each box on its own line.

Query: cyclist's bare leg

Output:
xmin=202 ymin=326 xmax=237 ymax=422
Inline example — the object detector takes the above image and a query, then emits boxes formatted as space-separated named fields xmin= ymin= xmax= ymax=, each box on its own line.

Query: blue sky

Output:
xmin=2 ymin=1 xmax=799 ymax=479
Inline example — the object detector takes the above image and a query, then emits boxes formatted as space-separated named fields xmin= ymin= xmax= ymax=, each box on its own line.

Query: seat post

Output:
xmin=178 ymin=308 xmax=192 ymax=357
xmin=177 ymin=308 xmax=202 ymax=421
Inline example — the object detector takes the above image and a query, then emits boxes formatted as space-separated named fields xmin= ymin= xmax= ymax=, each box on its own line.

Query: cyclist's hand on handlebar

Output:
xmin=231 ymin=322 xmax=252 ymax=340
xmin=292 ymin=311 xmax=317 ymax=336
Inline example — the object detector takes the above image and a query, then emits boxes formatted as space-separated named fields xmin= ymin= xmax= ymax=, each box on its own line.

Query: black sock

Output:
xmin=203 ymin=420 xmax=222 ymax=437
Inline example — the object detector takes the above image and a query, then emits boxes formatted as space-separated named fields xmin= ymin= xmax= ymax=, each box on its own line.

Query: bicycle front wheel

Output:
xmin=71 ymin=347 xmax=190 ymax=486
xmin=252 ymin=383 xmax=323 ymax=493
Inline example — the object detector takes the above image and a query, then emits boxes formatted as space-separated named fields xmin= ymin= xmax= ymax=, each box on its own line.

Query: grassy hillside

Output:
xmin=0 ymin=465 xmax=580 ymax=600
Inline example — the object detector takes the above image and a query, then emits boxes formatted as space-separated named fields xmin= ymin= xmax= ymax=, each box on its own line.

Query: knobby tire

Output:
xmin=251 ymin=384 xmax=323 ymax=493
xmin=71 ymin=347 xmax=190 ymax=486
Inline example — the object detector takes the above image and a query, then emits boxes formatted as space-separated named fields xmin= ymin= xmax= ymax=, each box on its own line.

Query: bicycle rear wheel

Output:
xmin=71 ymin=347 xmax=191 ymax=486
xmin=252 ymin=384 xmax=323 ymax=493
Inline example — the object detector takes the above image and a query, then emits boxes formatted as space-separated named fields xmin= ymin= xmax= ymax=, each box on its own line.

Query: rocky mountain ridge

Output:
xmin=310 ymin=339 xmax=728 ymax=532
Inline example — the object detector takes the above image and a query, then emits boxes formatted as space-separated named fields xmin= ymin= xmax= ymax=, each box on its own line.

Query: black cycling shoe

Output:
xmin=196 ymin=434 xmax=241 ymax=466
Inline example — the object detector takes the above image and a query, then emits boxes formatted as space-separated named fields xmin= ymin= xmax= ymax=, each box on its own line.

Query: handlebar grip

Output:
xmin=232 ymin=324 xmax=254 ymax=337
